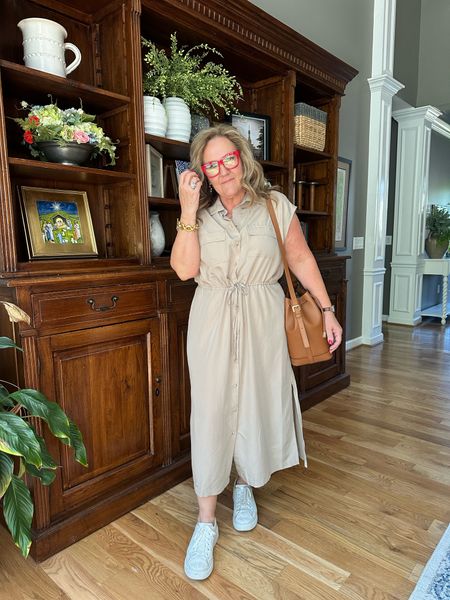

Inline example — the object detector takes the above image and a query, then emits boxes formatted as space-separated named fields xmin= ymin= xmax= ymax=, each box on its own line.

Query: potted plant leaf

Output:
xmin=141 ymin=33 xmax=243 ymax=142
xmin=0 ymin=300 xmax=87 ymax=557
xmin=425 ymin=205 xmax=450 ymax=258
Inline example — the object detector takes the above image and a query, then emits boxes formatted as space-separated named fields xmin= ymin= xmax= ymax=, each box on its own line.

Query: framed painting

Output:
xmin=145 ymin=144 xmax=164 ymax=197
xmin=335 ymin=157 xmax=351 ymax=250
xmin=229 ymin=112 xmax=271 ymax=160
xmin=19 ymin=186 xmax=98 ymax=258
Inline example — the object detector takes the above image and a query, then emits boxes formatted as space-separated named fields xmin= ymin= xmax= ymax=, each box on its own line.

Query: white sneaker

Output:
xmin=233 ymin=481 xmax=258 ymax=531
xmin=184 ymin=520 xmax=219 ymax=580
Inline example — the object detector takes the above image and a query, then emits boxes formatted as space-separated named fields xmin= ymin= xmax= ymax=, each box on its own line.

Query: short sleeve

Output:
xmin=271 ymin=190 xmax=297 ymax=242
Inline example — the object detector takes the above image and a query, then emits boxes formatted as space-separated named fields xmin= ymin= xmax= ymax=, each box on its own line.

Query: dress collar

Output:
xmin=207 ymin=193 xmax=250 ymax=216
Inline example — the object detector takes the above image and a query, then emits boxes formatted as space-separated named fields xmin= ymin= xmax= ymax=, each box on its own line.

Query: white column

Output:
xmin=361 ymin=0 xmax=403 ymax=345
xmin=388 ymin=106 xmax=442 ymax=325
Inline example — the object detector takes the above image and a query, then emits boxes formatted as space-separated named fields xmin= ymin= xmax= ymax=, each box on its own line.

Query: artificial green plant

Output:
xmin=426 ymin=205 xmax=450 ymax=243
xmin=142 ymin=33 xmax=242 ymax=117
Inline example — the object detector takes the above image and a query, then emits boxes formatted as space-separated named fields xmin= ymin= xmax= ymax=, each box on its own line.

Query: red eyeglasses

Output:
xmin=201 ymin=150 xmax=240 ymax=178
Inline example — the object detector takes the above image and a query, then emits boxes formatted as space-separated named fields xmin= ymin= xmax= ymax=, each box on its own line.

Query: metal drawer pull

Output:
xmin=86 ymin=295 xmax=119 ymax=312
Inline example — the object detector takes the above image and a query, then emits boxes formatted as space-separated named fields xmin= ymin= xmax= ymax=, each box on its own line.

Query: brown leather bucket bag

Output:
xmin=266 ymin=198 xmax=331 ymax=366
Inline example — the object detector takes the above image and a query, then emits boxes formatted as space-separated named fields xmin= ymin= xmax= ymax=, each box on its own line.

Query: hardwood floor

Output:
xmin=1 ymin=322 xmax=449 ymax=599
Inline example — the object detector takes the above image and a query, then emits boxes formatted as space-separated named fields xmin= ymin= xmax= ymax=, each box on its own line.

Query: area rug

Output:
xmin=409 ymin=524 xmax=450 ymax=599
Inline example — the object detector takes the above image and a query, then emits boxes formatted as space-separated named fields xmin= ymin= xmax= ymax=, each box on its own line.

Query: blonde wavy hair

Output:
xmin=190 ymin=123 xmax=272 ymax=210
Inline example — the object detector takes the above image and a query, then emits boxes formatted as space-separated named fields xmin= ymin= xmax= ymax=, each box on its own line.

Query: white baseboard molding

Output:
xmin=346 ymin=336 xmax=364 ymax=351
xmin=387 ymin=315 xmax=422 ymax=326
xmin=361 ymin=332 xmax=384 ymax=346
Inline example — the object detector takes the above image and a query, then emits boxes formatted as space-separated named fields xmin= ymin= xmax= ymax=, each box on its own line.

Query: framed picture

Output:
xmin=229 ymin=112 xmax=270 ymax=160
xmin=19 ymin=186 xmax=98 ymax=259
xmin=145 ymin=144 xmax=164 ymax=197
xmin=335 ymin=157 xmax=351 ymax=250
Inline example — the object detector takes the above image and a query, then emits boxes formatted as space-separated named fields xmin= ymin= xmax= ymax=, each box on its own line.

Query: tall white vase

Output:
xmin=150 ymin=211 xmax=165 ymax=257
xmin=143 ymin=96 xmax=167 ymax=137
xmin=164 ymin=97 xmax=191 ymax=142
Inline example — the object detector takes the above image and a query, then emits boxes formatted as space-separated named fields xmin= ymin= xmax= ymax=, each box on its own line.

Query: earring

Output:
xmin=208 ymin=183 xmax=213 ymax=194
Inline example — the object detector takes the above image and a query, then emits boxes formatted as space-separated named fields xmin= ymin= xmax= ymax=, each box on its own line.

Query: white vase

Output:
xmin=164 ymin=97 xmax=191 ymax=143
xmin=17 ymin=17 xmax=82 ymax=78
xmin=150 ymin=211 xmax=165 ymax=257
xmin=143 ymin=96 xmax=167 ymax=137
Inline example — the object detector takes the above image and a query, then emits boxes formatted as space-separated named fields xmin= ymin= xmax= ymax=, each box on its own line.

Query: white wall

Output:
xmin=249 ymin=0 xmax=374 ymax=340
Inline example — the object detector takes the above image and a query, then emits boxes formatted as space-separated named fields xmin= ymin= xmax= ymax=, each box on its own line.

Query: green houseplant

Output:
xmin=425 ymin=205 xmax=450 ymax=258
xmin=0 ymin=301 xmax=87 ymax=557
xmin=141 ymin=33 xmax=242 ymax=118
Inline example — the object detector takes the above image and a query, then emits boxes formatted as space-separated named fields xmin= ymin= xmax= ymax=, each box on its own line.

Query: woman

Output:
xmin=170 ymin=124 xmax=342 ymax=580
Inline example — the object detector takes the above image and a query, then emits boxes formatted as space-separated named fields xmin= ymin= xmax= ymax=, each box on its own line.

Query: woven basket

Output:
xmin=294 ymin=103 xmax=327 ymax=151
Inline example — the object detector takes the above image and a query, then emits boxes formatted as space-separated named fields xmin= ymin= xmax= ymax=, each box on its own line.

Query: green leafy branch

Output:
xmin=142 ymin=33 xmax=242 ymax=117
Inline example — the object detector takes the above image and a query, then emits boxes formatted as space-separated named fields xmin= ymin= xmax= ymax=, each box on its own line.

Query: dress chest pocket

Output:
xmin=200 ymin=230 xmax=227 ymax=265
xmin=247 ymin=223 xmax=278 ymax=257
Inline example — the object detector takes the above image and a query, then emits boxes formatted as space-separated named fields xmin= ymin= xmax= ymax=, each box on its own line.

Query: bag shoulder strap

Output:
xmin=266 ymin=197 xmax=299 ymax=305
xmin=266 ymin=196 xmax=327 ymax=342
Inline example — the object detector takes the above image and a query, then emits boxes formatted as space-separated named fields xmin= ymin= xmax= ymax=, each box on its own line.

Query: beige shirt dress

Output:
xmin=187 ymin=190 xmax=307 ymax=497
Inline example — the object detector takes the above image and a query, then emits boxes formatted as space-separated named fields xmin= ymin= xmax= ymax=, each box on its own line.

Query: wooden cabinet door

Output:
xmin=37 ymin=318 xmax=163 ymax=521
xmin=168 ymin=308 xmax=191 ymax=460
xmin=302 ymin=260 xmax=347 ymax=393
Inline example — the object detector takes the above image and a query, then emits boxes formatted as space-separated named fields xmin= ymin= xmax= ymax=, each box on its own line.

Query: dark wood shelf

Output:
xmin=260 ymin=160 xmax=287 ymax=170
xmin=295 ymin=178 xmax=328 ymax=186
xmin=15 ymin=257 xmax=140 ymax=275
xmin=151 ymin=255 xmax=171 ymax=267
xmin=149 ymin=197 xmax=180 ymax=208
xmin=294 ymin=144 xmax=333 ymax=162
xmin=297 ymin=210 xmax=330 ymax=217
xmin=9 ymin=157 xmax=134 ymax=184
xmin=0 ymin=60 xmax=130 ymax=113
xmin=145 ymin=135 xmax=190 ymax=160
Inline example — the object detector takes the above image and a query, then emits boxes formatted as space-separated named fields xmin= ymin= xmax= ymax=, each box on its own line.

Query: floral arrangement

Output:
xmin=142 ymin=33 xmax=242 ymax=117
xmin=14 ymin=100 xmax=117 ymax=165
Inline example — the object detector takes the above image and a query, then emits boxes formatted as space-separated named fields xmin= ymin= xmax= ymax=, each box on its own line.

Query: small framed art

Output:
xmin=228 ymin=112 xmax=271 ymax=160
xmin=145 ymin=144 xmax=164 ymax=197
xmin=19 ymin=186 xmax=98 ymax=259
xmin=335 ymin=157 xmax=351 ymax=250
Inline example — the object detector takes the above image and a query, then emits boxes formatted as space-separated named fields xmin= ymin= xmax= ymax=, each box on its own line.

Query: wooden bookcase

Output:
xmin=0 ymin=0 xmax=357 ymax=560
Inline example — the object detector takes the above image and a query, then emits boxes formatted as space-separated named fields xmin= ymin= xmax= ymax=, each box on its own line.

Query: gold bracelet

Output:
xmin=176 ymin=218 xmax=199 ymax=232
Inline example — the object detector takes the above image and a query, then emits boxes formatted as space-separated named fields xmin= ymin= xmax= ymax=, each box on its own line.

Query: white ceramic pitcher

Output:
xmin=17 ymin=17 xmax=82 ymax=78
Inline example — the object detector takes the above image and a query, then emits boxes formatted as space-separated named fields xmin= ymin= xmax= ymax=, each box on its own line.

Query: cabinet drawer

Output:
xmin=32 ymin=283 xmax=158 ymax=330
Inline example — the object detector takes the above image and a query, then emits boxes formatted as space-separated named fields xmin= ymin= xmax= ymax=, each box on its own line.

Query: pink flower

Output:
xmin=73 ymin=130 xmax=90 ymax=144
xmin=24 ymin=130 xmax=34 ymax=144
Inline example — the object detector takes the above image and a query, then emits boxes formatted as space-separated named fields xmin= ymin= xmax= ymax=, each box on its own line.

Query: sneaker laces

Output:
xmin=190 ymin=523 xmax=216 ymax=555
xmin=235 ymin=485 xmax=254 ymax=513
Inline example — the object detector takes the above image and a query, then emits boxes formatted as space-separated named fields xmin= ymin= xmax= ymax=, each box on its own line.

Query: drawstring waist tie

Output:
xmin=198 ymin=282 xmax=279 ymax=361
